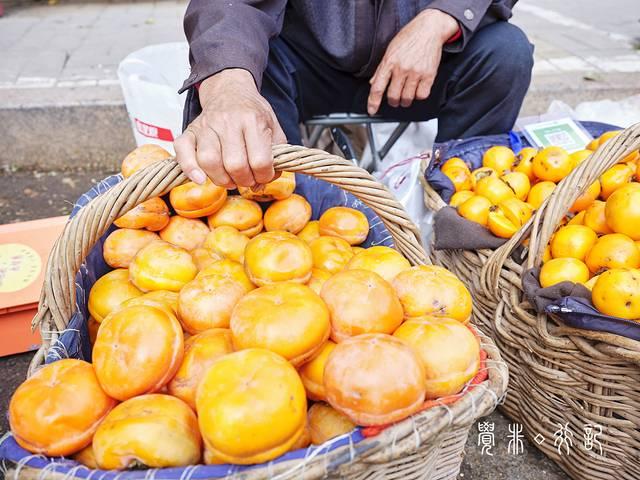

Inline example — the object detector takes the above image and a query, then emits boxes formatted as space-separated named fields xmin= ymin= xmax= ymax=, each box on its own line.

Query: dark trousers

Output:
xmin=184 ymin=21 xmax=534 ymax=144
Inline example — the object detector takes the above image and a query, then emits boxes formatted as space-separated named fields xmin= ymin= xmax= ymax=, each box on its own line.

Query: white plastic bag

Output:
xmin=370 ymin=120 xmax=438 ymax=249
xmin=547 ymin=95 xmax=640 ymax=128
xmin=117 ymin=42 xmax=190 ymax=154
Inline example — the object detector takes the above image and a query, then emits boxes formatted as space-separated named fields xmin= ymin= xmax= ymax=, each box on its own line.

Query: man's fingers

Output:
xmin=400 ymin=76 xmax=419 ymax=108
xmin=415 ymin=77 xmax=433 ymax=101
xmin=244 ymin=122 xmax=275 ymax=184
xmin=220 ymin=127 xmax=255 ymax=187
xmin=386 ymin=72 xmax=406 ymax=109
xmin=367 ymin=65 xmax=392 ymax=116
xmin=174 ymin=129 xmax=207 ymax=184
xmin=195 ymin=126 xmax=234 ymax=188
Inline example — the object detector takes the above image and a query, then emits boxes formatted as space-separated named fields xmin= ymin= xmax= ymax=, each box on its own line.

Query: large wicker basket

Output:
xmin=3 ymin=145 xmax=508 ymax=480
xmin=423 ymin=124 xmax=640 ymax=479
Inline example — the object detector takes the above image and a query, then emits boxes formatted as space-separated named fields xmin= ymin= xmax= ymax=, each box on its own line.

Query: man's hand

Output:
xmin=175 ymin=68 xmax=287 ymax=188
xmin=367 ymin=9 xmax=458 ymax=115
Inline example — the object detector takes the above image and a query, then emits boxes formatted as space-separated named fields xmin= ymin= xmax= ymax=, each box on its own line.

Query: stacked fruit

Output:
xmin=445 ymin=130 xmax=636 ymax=239
xmin=9 ymin=144 xmax=481 ymax=471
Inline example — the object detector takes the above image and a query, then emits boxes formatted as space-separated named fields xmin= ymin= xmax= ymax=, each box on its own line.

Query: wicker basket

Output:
xmin=4 ymin=145 xmax=508 ymax=480
xmin=423 ymin=124 xmax=640 ymax=479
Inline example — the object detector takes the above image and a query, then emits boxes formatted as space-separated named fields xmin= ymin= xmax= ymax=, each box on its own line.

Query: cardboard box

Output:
xmin=0 ymin=216 xmax=67 ymax=356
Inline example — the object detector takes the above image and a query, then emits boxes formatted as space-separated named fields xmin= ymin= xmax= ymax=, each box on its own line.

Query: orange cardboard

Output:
xmin=0 ymin=216 xmax=67 ymax=356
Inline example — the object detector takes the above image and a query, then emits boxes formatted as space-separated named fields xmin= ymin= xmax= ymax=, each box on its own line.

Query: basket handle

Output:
xmin=29 ymin=145 xmax=427 ymax=373
xmin=482 ymin=122 xmax=640 ymax=292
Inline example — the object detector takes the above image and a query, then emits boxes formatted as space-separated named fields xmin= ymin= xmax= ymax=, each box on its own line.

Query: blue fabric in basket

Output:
xmin=545 ymin=297 xmax=640 ymax=342
xmin=425 ymin=121 xmax=618 ymax=203
xmin=0 ymin=172 xmax=394 ymax=478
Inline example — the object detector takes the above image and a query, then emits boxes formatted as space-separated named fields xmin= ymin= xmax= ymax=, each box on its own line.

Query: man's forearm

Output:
xmin=180 ymin=0 xmax=286 ymax=94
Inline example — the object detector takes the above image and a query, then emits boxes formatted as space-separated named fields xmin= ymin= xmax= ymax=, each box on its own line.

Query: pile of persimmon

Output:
xmin=526 ymin=131 xmax=640 ymax=322
xmin=445 ymin=130 xmax=637 ymax=239
xmin=9 ymin=144 xmax=482 ymax=471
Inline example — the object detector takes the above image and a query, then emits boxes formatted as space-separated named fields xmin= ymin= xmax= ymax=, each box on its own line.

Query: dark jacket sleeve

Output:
xmin=427 ymin=0 xmax=517 ymax=52
xmin=179 ymin=0 xmax=286 ymax=93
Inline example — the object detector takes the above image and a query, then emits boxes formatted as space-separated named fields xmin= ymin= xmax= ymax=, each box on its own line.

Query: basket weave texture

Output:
xmin=423 ymin=123 xmax=640 ymax=480
xmin=6 ymin=145 xmax=507 ymax=480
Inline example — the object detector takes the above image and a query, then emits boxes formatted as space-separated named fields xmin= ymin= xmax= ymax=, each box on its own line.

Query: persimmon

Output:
xmin=196 ymin=258 xmax=255 ymax=293
xmin=394 ymin=316 xmax=480 ymax=398
xmin=119 ymin=289 xmax=179 ymax=316
xmin=178 ymin=275 xmax=246 ymax=333
xmin=191 ymin=247 xmax=222 ymax=271
xmin=458 ymin=195 xmax=492 ymax=226
xmin=600 ymin=164 xmax=634 ymax=199
xmin=568 ymin=211 xmax=586 ymax=226
xmin=307 ymin=267 xmax=332 ymax=294
xmin=449 ymin=190 xmax=474 ymax=208
xmin=441 ymin=157 xmax=469 ymax=173
xmin=114 ymin=197 xmax=170 ymax=231
xmin=93 ymin=304 xmax=183 ymax=401
xmin=309 ymin=235 xmax=354 ymax=273
xmin=583 ymin=274 xmax=600 ymax=291
xmin=244 ymin=231 xmax=313 ymax=286
xmin=605 ymin=183 xmax=640 ymax=240
xmin=526 ymin=181 xmax=556 ymax=209
xmin=585 ymin=233 xmax=640 ymax=274
xmin=346 ymin=245 xmax=410 ymax=283
xmin=324 ymin=333 xmax=426 ymax=426
xmin=264 ymin=193 xmax=312 ymax=234
xmin=487 ymin=209 xmax=518 ymax=239
xmin=88 ymin=317 xmax=100 ymax=346
xmin=393 ymin=266 xmax=472 ymax=322
xmin=550 ymin=225 xmax=597 ymax=261
xmin=543 ymin=244 xmax=552 ymax=263
xmin=501 ymin=171 xmax=531 ymax=201
xmin=202 ymin=226 xmax=249 ymax=263
xmin=570 ymin=180 xmax=601 ymax=213
xmin=169 ymin=179 xmax=228 ymax=218
xmin=298 ymin=220 xmax=321 ymax=244
xmin=488 ymin=198 xmax=533 ymax=238
xmin=352 ymin=246 xmax=365 ymax=254
xmin=298 ymin=340 xmax=336 ymax=401
xmin=570 ymin=149 xmax=592 ymax=167
xmin=513 ymin=147 xmax=537 ymax=181
xmin=320 ymin=269 xmax=402 ymax=342
xmin=129 ymin=241 xmax=197 ymax=292
xmin=239 ymin=220 xmax=264 ymax=238
xmin=482 ymin=145 xmax=515 ymax=175
xmin=318 ymin=207 xmax=369 ymax=245
xmin=474 ymin=176 xmax=514 ymax=205
xmin=470 ymin=167 xmax=498 ymax=189
xmin=9 ymin=359 xmax=116 ymax=457
xmin=231 ymin=283 xmax=330 ymax=366
xmin=196 ymin=349 xmax=307 ymax=464
xmin=159 ymin=216 xmax=209 ymax=251
xmin=93 ymin=394 xmax=201 ymax=469
xmin=73 ymin=444 xmax=98 ymax=469
xmin=539 ymin=258 xmax=589 ymax=288
xmin=238 ymin=171 xmax=296 ymax=202
xmin=289 ymin=424 xmax=312 ymax=451
xmin=532 ymin=146 xmax=572 ymax=182
xmin=307 ymin=403 xmax=355 ymax=445
xmin=88 ymin=268 xmax=142 ymax=322
xmin=598 ymin=130 xmax=621 ymax=147
xmin=121 ymin=144 xmax=171 ymax=178
xmin=103 ymin=229 xmax=159 ymax=268
xmin=207 ymin=195 xmax=263 ymax=233
xmin=592 ymin=268 xmax=640 ymax=319
xmin=583 ymin=200 xmax=613 ymax=235
xmin=168 ymin=329 xmax=234 ymax=409
xmin=443 ymin=166 xmax=473 ymax=192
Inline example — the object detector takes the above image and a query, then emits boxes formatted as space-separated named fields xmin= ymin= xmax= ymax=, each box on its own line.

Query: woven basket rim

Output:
xmin=18 ymin=144 xmax=508 ymax=478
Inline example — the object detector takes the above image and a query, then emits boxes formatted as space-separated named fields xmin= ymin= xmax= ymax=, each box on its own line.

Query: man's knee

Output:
xmin=474 ymin=22 xmax=534 ymax=89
